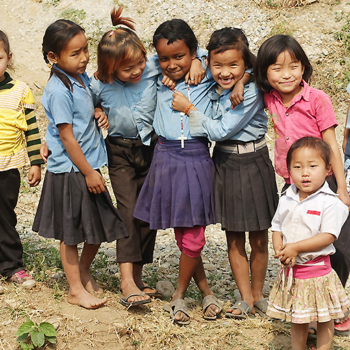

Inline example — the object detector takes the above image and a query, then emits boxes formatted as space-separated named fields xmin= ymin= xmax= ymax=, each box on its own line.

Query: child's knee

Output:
xmin=181 ymin=226 xmax=206 ymax=258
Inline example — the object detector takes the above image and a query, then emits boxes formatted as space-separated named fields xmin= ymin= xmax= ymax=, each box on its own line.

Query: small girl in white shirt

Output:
xmin=268 ymin=136 xmax=349 ymax=350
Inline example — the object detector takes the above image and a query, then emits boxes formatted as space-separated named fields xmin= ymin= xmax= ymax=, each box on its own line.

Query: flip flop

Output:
xmin=119 ymin=292 xmax=151 ymax=307
xmin=138 ymin=285 xmax=164 ymax=299
xmin=254 ymin=298 xmax=269 ymax=317
xmin=225 ymin=301 xmax=255 ymax=319
xmin=164 ymin=299 xmax=190 ymax=325
xmin=202 ymin=295 xmax=222 ymax=320
xmin=335 ymin=309 xmax=350 ymax=334
xmin=307 ymin=326 xmax=317 ymax=341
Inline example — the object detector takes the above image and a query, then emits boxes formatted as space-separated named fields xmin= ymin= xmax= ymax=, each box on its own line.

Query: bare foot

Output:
xmin=204 ymin=304 xmax=220 ymax=318
xmin=121 ymin=280 xmax=150 ymax=303
xmin=227 ymin=298 xmax=255 ymax=316
xmin=172 ymin=298 xmax=190 ymax=324
xmin=80 ymin=270 xmax=103 ymax=295
xmin=67 ymin=288 xmax=107 ymax=309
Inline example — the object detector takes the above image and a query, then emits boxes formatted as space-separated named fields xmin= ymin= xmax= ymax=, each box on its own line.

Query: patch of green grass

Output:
xmin=60 ymin=8 xmax=86 ymax=25
xmin=270 ymin=21 xmax=294 ymax=36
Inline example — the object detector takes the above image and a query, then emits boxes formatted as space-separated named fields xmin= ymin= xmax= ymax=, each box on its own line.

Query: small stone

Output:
xmin=203 ymin=263 xmax=215 ymax=271
xmin=52 ymin=273 xmax=59 ymax=280
xmin=156 ymin=280 xmax=175 ymax=297
xmin=218 ymin=288 xmax=226 ymax=295
xmin=108 ymin=265 xmax=119 ymax=274
xmin=234 ymin=289 xmax=241 ymax=300
xmin=105 ymin=249 xmax=116 ymax=257
xmin=222 ymin=321 xmax=230 ymax=327
xmin=52 ymin=322 xmax=60 ymax=330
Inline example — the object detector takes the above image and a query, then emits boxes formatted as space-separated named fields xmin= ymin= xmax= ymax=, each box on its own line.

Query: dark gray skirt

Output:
xmin=32 ymin=170 xmax=128 ymax=245
xmin=133 ymin=137 xmax=215 ymax=230
xmin=214 ymin=145 xmax=278 ymax=232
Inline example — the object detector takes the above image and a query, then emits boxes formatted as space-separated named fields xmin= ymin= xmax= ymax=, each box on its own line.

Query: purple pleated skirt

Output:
xmin=133 ymin=137 xmax=215 ymax=230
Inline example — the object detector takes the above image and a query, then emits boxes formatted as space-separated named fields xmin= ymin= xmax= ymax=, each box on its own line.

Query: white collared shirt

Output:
xmin=271 ymin=182 xmax=348 ymax=264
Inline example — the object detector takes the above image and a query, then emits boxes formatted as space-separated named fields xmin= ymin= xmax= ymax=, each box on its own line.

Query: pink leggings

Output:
xmin=174 ymin=226 xmax=206 ymax=258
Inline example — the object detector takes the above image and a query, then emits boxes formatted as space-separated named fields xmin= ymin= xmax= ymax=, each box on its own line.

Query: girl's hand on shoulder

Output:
xmin=40 ymin=142 xmax=50 ymax=162
xmin=229 ymin=80 xmax=245 ymax=109
xmin=337 ymin=187 xmax=350 ymax=209
xmin=28 ymin=165 xmax=41 ymax=187
xmin=172 ymin=91 xmax=190 ymax=113
xmin=95 ymin=108 xmax=109 ymax=130
xmin=85 ymin=170 xmax=106 ymax=194
xmin=276 ymin=243 xmax=298 ymax=267
xmin=185 ymin=59 xmax=205 ymax=85
xmin=162 ymin=75 xmax=176 ymax=90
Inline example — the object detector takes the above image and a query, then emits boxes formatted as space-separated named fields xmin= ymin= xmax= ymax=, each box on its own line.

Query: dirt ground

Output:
xmin=2 ymin=0 xmax=350 ymax=349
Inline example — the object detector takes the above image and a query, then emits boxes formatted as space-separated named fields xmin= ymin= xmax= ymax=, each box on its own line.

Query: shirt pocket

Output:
xmin=138 ymin=81 xmax=157 ymax=114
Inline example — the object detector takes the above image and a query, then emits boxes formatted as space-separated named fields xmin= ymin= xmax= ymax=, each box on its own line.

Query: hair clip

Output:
xmin=109 ymin=30 xmax=114 ymax=37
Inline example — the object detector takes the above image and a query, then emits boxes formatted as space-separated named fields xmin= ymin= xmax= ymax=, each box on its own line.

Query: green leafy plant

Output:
xmin=16 ymin=317 xmax=56 ymax=349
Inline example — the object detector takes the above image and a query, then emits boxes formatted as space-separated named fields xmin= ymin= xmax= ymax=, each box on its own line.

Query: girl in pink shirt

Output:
xmin=254 ymin=34 xmax=350 ymax=334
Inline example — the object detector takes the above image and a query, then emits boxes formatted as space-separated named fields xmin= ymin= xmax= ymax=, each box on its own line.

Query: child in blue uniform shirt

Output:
xmin=33 ymin=19 xmax=127 ymax=309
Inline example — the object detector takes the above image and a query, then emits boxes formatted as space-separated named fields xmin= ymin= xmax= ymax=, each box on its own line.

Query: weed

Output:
xmin=60 ymin=8 xmax=86 ymax=25
xmin=270 ymin=21 xmax=294 ymax=36
xmin=16 ymin=317 xmax=56 ymax=349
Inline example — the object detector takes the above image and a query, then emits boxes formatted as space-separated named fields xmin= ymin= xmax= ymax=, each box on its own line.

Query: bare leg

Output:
xmin=192 ymin=257 xmax=220 ymax=318
xmin=119 ymin=262 xmax=150 ymax=302
xmin=133 ymin=263 xmax=160 ymax=294
xmin=317 ymin=320 xmax=334 ymax=350
xmin=226 ymin=231 xmax=254 ymax=315
xmin=249 ymin=230 xmax=268 ymax=304
xmin=79 ymin=243 xmax=103 ymax=294
xmin=172 ymin=252 xmax=200 ymax=323
xmin=291 ymin=323 xmax=309 ymax=350
xmin=60 ymin=242 xmax=106 ymax=309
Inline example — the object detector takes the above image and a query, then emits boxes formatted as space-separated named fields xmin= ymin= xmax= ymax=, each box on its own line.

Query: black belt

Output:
xmin=108 ymin=133 xmax=157 ymax=148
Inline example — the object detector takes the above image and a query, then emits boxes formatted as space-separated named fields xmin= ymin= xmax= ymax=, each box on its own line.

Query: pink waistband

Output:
xmin=286 ymin=255 xmax=331 ymax=279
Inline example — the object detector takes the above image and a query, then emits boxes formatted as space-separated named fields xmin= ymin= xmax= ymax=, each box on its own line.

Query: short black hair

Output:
xmin=286 ymin=137 xmax=331 ymax=170
xmin=153 ymin=19 xmax=198 ymax=55
xmin=206 ymin=27 xmax=256 ymax=70
xmin=254 ymin=35 xmax=313 ymax=93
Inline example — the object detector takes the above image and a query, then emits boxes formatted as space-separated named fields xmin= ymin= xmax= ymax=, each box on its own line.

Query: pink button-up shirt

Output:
xmin=264 ymin=80 xmax=337 ymax=183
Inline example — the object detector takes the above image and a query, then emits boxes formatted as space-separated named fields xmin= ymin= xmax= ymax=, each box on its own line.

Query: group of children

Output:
xmin=1 ymin=6 xmax=350 ymax=349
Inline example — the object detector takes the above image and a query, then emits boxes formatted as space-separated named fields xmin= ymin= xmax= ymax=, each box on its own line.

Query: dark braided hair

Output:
xmin=42 ymin=19 xmax=85 ymax=91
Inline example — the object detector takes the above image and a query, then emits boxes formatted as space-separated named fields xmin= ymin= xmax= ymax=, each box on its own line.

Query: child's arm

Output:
xmin=272 ymin=231 xmax=283 ymax=257
xmin=342 ymin=101 xmax=350 ymax=153
xmin=94 ymin=107 xmax=109 ymax=130
xmin=322 ymin=127 xmax=350 ymax=207
xmin=57 ymin=123 xmax=106 ymax=194
xmin=24 ymin=107 xmax=44 ymax=186
xmin=229 ymin=72 xmax=251 ymax=109
xmin=276 ymin=232 xmax=336 ymax=267
xmin=185 ymin=58 xmax=206 ymax=85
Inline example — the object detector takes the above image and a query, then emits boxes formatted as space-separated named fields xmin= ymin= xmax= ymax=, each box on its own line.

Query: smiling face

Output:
xmin=266 ymin=50 xmax=304 ymax=104
xmin=48 ymin=31 xmax=89 ymax=81
xmin=289 ymin=147 xmax=331 ymax=200
xmin=155 ymin=38 xmax=195 ymax=81
xmin=209 ymin=49 xmax=246 ymax=90
xmin=114 ymin=52 xmax=146 ymax=83
xmin=0 ymin=41 xmax=11 ymax=82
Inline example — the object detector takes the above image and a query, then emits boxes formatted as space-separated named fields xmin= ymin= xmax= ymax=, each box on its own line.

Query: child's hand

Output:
xmin=95 ymin=108 xmax=109 ymax=130
xmin=85 ymin=170 xmax=106 ymax=194
xmin=28 ymin=165 xmax=41 ymax=187
xmin=172 ymin=91 xmax=191 ymax=113
xmin=276 ymin=243 xmax=298 ymax=267
xmin=229 ymin=80 xmax=245 ymax=109
xmin=185 ymin=59 xmax=205 ymax=85
xmin=40 ymin=142 xmax=50 ymax=162
xmin=337 ymin=187 xmax=350 ymax=209
xmin=162 ymin=75 xmax=176 ymax=90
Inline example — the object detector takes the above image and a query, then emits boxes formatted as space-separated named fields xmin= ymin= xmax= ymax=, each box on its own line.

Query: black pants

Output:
xmin=282 ymin=176 xmax=350 ymax=287
xmin=0 ymin=169 xmax=23 ymax=278
xmin=106 ymin=137 xmax=157 ymax=264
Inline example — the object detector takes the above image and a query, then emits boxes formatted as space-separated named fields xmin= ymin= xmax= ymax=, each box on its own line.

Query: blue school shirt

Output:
xmin=153 ymin=73 xmax=216 ymax=140
xmin=189 ymin=80 xmax=267 ymax=142
xmin=43 ymin=66 xmax=107 ymax=173
xmin=90 ymin=56 xmax=161 ymax=145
